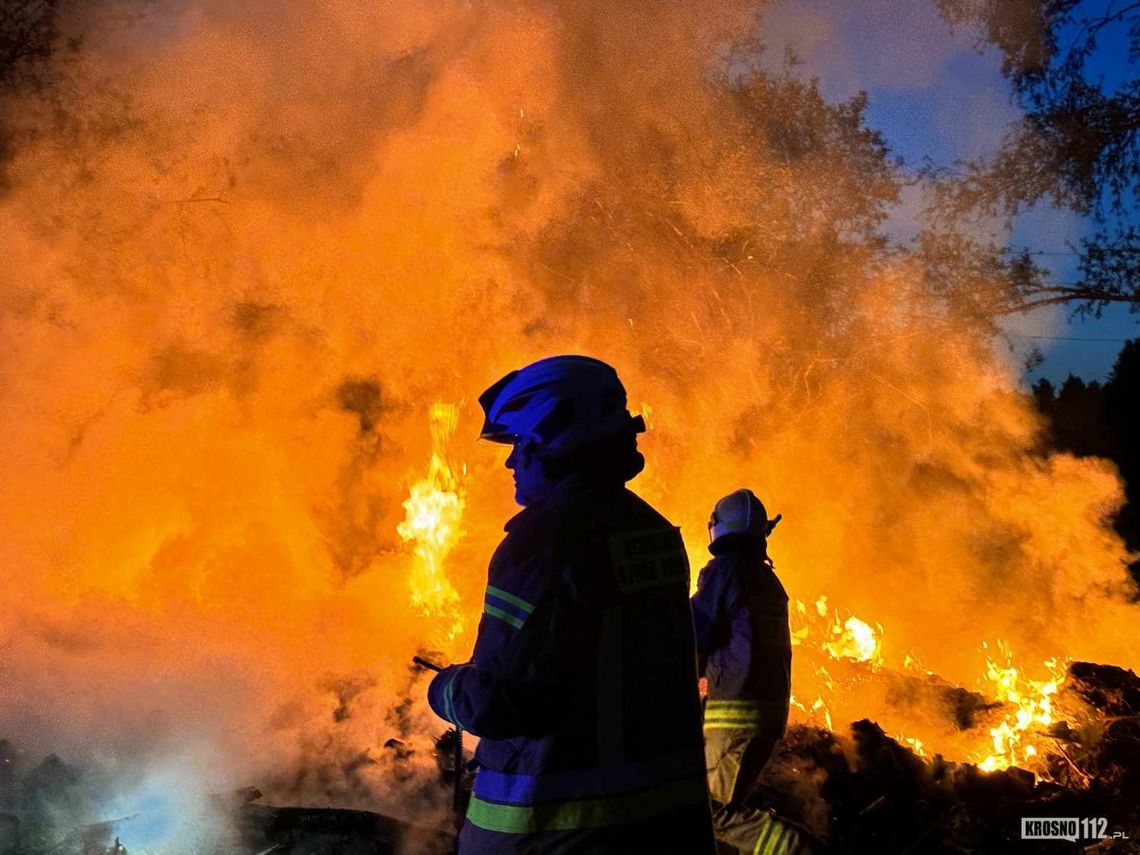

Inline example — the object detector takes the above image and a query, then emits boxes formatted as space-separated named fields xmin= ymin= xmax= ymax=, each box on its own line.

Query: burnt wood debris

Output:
xmin=1 ymin=662 xmax=1137 ymax=854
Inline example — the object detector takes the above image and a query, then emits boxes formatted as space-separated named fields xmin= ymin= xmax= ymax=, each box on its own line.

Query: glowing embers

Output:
xmin=397 ymin=403 xmax=466 ymax=641
xmin=897 ymin=734 xmax=927 ymax=757
xmin=974 ymin=640 xmax=1066 ymax=773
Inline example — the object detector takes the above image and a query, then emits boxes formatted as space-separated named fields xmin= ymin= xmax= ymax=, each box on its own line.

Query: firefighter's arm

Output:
xmin=427 ymin=662 xmax=548 ymax=739
xmin=427 ymin=585 xmax=591 ymax=740
xmin=689 ymin=564 xmax=719 ymax=674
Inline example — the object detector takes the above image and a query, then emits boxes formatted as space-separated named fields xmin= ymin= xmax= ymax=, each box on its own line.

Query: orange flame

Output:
xmin=397 ymin=403 xmax=466 ymax=642
xmin=974 ymin=641 xmax=1066 ymax=773
xmin=824 ymin=614 xmax=883 ymax=665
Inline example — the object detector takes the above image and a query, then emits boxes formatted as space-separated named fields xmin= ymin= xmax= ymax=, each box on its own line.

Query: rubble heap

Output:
xmin=2 ymin=663 xmax=1137 ymax=854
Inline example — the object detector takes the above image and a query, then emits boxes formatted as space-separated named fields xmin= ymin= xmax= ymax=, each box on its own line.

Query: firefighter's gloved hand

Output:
xmin=427 ymin=663 xmax=475 ymax=729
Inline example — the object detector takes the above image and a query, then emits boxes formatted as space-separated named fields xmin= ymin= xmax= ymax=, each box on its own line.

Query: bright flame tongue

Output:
xmin=397 ymin=403 xmax=466 ymax=641
xmin=976 ymin=641 xmax=1064 ymax=773
xmin=825 ymin=614 xmax=882 ymax=664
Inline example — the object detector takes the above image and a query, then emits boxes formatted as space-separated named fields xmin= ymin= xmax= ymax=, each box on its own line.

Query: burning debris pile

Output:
xmin=758 ymin=660 xmax=1140 ymax=851
xmin=4 ymin=660 xmax=1137 ymax=853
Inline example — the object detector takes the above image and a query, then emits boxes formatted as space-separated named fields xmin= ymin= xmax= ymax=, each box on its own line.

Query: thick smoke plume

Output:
xmin=1 ymin=0 xmax=1136 ymax=835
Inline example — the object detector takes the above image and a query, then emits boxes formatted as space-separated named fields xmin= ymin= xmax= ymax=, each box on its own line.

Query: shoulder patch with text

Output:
xmin=607 ymin=527 xmax=689 ymax=592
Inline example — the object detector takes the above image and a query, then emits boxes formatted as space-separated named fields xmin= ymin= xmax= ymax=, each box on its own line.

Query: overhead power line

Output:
xmin=1004 ymin=333 xmax=1134 ymax=343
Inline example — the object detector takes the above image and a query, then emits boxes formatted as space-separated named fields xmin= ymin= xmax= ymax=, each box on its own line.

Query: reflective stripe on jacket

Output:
xmin=466 ymin=747 xmax=707 ymax=833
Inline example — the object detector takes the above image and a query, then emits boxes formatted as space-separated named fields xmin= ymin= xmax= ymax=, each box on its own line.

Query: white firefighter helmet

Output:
xmin=708 ymin=488 xmax=781 ymax=546
xmin=478 ymin=355 xmax=645 ymax=457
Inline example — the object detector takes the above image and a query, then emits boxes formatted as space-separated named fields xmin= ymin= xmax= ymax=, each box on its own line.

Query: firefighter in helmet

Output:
xmin=426 ymin=355 xmax=716 ymax=854
xmin=692 ymin=489 xmax=805 ymax=854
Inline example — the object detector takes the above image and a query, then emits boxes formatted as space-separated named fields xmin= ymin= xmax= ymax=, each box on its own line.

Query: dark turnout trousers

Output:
xmin=457 ymin=802 xmax=716 ymax=854
xmin=706 ymin=728 xmax=817 ymax=855
xmin=705 ymin=727 xmax=780 ymax=807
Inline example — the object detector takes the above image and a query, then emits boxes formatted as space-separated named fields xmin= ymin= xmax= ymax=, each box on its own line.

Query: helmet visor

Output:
xmin=477 ymin=370 xmax=519 ymax=442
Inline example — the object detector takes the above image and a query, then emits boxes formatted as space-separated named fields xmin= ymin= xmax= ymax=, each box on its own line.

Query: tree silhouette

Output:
xmin=934 ymin=0 xmax=1140 ymax=316
xmin=1033 ymin=338 xmax=1140 ymax=583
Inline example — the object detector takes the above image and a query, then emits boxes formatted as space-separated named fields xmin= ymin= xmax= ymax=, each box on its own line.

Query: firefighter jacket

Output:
xmin=427 ymin=474 xmax=716 ymax=854
xmin=690 ymin=544 xmax=792 ymax=737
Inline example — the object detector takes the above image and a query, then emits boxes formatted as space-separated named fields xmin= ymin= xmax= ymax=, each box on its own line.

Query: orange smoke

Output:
xmin=0 ymin=0 xmax=1136 ymax=833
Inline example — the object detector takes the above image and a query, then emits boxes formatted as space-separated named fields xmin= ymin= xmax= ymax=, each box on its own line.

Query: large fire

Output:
xmin=1 ymin=0 xmax=1137 ymax=848
xmin=786 ymin=596 xmax=1071 ymax=778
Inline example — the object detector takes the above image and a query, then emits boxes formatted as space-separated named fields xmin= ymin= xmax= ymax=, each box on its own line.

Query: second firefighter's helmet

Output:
xmin=477 ymin=355 xmax=645 ymax=457
xmin=708 ymin=488 xmax=781 ymax=546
